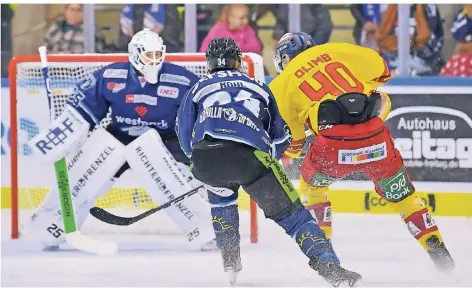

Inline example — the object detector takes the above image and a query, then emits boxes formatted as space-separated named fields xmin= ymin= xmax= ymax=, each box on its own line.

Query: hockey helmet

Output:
xmin=205 ymin=38 xmax=242 ymax=74
xmin=273 ymin=32 xmax=314 ymax=74
xmin=128 ymin=28 xmax=166 ymax=84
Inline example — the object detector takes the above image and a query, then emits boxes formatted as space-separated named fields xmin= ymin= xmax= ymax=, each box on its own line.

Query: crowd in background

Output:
xmin=1 ymin=3 xmax=471 ymax=78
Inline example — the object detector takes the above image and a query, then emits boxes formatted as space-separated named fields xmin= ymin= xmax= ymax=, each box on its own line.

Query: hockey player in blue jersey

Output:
xmin=28 ymin=28 xmax=217 ymax=251
xmin=176 ymin=38 xmax=362 ymax=287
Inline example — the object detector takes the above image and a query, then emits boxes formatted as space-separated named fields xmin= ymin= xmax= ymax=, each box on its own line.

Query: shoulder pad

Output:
xmin=103 ymin=68 xmax=128 ymax=79
xmin=159 ymin=73 xmax=191 ymax=86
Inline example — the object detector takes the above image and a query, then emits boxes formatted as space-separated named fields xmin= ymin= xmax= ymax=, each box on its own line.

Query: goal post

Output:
xmin=8 ymin=53 xmax=262 ymax=243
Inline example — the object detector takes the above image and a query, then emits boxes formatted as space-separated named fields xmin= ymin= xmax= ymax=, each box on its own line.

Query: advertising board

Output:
xmin=2 ymin=77 xmax=471 ymax=216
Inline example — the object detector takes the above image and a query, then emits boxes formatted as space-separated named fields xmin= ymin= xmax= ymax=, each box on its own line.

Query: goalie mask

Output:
xmin=273 ymin=32 xmax=314 ymax=74
xmin=128 ymin=28 xmax=166 ymax=84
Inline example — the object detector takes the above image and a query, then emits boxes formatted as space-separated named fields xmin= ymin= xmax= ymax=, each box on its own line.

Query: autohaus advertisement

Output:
xmin=385 ymin=93 xmax=472 ymax=182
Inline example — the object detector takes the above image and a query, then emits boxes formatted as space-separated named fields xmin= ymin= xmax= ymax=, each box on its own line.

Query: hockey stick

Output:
xmin=89 ymin=185 xmax=203 ymax=226
xmin=39 ymin=46 xmax=118 ymax=255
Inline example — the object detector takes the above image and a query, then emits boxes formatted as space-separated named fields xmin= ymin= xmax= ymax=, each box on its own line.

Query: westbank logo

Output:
xmin=114 ymin=116 xmax=168 ymax=129
xmin=387 ymin=106 xmax=472 ymax=169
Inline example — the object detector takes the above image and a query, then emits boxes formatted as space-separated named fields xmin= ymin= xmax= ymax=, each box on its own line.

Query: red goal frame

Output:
xmin=8 ymin=53 xmax=258 ymax=243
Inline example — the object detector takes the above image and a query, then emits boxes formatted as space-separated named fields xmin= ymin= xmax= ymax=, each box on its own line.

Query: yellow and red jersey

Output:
xmin=269 ymin=43 xmax=392 ymax=158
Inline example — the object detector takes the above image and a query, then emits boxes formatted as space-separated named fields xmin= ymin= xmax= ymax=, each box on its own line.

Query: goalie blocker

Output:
xmin=28 ymin=109 xmax=215 ymax=248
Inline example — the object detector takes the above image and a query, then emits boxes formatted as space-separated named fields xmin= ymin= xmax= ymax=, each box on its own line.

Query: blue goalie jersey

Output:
xmin=67 ymin=61 xmax=199 ymax=141
xmin=177 ymin=70 xmax=291 ymax=159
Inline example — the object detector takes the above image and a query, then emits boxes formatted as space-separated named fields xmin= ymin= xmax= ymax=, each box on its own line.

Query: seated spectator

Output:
xmin=199 ymin=4 xmax=262 ymax=54
xmin=350 ymin=4 xmax=388 ymax=49
xmin=1 ymin=4 xmax=16 ymax=77
xmin=376 ymin=4 xmax=445 ymax=76
xmin=196 ymin=5 xmax=215 ymax=50
xmin=44 ymin=4 xmax=105 ymax=53
xmin=119 ymin=4 xmax=183 ymax=53
xmin=272 ymin=4 xmax=332 ymax=47
xmin=440 ymin=5 xmax=472 ymax=77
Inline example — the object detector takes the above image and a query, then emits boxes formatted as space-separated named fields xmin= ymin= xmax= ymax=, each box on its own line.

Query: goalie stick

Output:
xmin=38 ymin=46 xmax=118 ymax=255
xmin=89 ymin=185 xmax=203 ymax=226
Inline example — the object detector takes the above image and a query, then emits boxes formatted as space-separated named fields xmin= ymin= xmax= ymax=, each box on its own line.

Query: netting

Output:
xmin=17 ymin=58 xmax=253 ymax=124
xmin=11 ymin=53 xmax=262 ymax=240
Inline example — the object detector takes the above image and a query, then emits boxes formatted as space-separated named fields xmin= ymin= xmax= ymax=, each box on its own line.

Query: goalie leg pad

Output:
xmin=28 ymin=178 xmax=117 ymax=247
xmin=27 ymin=128 xmax=125 ymax=247
xmin=124 ymin=129 xmax=215 ymax=247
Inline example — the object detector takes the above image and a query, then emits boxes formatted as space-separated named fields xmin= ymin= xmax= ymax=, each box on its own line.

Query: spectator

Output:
xmin=44 ymin=4 xmax=105 ymax=53
xmin=440 ymin=5 xmax=472 ymax=77
xmin=272 ymin=4 xmax=332 ymax=46
xmin=196 ymin=5 xmax=216 ymax=50
xmin=350 ymin=4 xmax=388 ymax=49
xmin=199 ymin=4 xmax=262 ymax=54
xmin=1 ymin=4 xmax=16 ymax=77
xmin=376 ymin=4 xmax=445 ymax=76
xmin=119 ymin=4 xmax=183 ymax=53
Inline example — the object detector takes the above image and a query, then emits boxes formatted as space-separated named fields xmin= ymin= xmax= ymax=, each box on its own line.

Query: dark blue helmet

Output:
xmin=273 ymin=32 xmax=314 ymax=73
xmin=205 ymin=37 xmax=242 ymax=74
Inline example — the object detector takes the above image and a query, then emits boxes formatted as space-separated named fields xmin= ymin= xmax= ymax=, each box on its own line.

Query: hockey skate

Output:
xmin=309 ymin=258 xmax=362 ymax=287
xmin=426 ymin=235 xmax=455 ymax=272
xmin=220 ymin=245 xmax=242 ymax=285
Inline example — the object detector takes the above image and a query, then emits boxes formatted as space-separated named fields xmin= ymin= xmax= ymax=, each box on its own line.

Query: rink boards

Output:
xmin=2 ymin=180 xmax=471 ymax=216
xmin=1 ymin=78 xmax=472 ymax=217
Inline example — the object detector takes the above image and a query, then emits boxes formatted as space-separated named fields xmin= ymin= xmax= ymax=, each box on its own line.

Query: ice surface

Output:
xmin=2 ymin=211 xmax=471 ymax=287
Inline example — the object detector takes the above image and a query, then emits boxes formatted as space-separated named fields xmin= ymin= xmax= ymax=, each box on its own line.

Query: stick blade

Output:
xmin=89 ymin=207 xmax=133 ymax=226
xmin=65 ymin=231 xmax=118 ymax=255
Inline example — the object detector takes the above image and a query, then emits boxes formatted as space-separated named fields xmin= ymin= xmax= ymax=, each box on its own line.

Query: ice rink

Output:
xmin=2 ymin=210 xmax=471 ymax=287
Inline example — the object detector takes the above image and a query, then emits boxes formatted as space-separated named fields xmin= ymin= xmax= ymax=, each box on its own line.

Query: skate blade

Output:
xmin=331 ymin=275 xmax=362 ymax=288
xmin=228 ymin=271 xmax=239 ymax=286
xmin=347 ymin=275 xmax=362 ymax=287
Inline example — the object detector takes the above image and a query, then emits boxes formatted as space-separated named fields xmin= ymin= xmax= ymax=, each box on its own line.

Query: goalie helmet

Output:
xmin=128 ymin=28 xmax=166 ymax=84
xmin=205 ymin=38 xmax=242 ymax=74
xmin=273 ymin=32 xmax=314 ymax=74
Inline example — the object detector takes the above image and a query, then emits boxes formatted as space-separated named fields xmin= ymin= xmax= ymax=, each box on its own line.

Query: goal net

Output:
xmin=7 ymin=53 xmax=262 ymax=244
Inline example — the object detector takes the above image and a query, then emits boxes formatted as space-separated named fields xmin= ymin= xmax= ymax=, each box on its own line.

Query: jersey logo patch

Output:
xmin=107 ymin=82 xmax=126 ymax=93
xmin=126 ymin=94 xmax=157 ymax=106
xmin=157 ymin=86 xmax=179 ymax=98
xmin=160 ymin=73 xmax=190 ymax=86
xmin=103 ymin=69 xmax=128 ymax=79
xmin=116 ymin=117 xmax=169 ymax=130
xmin=338 ymin=142 xmax=387 ymax=165
xmin=422 ymin=212 xmax=436 ymax=229
xmin=135 ymin=106 xmax=148 ymax=117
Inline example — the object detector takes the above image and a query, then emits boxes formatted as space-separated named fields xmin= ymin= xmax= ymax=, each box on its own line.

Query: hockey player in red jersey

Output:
xmin=269 ymin=32 xmax=455 ymax=273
